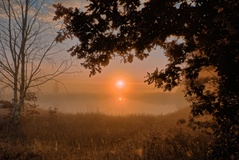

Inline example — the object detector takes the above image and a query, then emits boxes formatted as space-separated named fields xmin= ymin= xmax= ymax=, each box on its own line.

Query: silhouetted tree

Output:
xmin=0 ymin=0 xmax=72 ymax=125
xmin=53 ymin=0 xmax=239 ymax=159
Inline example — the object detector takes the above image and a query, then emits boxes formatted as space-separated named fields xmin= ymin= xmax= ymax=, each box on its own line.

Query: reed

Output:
xmin=0 ymin=107 xmax=209 ymax=159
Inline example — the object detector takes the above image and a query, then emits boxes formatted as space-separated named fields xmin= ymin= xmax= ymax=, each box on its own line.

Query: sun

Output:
xmin=116 ymin=80 xmax=125 ymax=89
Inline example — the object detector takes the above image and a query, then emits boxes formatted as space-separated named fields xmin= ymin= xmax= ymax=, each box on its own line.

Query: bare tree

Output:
xmin=0 ymin=0 xmax=72 ymax=125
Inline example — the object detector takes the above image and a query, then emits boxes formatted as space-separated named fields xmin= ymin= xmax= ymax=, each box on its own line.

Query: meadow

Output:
xmin=0 ymin=107 xmax=210 ymax=160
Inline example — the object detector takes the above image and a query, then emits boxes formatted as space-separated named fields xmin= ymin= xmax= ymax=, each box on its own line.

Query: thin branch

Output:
xmin=0 ymin=0 xmax=75 ymax=114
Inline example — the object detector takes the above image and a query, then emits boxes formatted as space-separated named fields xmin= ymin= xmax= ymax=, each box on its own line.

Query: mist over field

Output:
xmin=38 ymin=89 xmax=188 ymax=115
xmin=1 ymin=78 xmax=188 ymax=115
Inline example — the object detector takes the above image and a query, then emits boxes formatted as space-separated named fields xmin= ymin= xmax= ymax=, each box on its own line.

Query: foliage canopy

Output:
xmin=54 ymin=0 xmax=239 ymax=159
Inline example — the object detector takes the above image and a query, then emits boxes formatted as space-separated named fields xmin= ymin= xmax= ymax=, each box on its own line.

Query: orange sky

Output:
xmin=37 ymin=44 xmax=188 ymax=115
xmin=30 ymin=0 xmax=190 ymax=115
xmin=1 ymin=0 xmax=189 ymax=115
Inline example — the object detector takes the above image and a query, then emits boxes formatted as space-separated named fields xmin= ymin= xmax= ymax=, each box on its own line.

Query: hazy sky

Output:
xmin=45 ymin=0 xmax=189 ymax=115
xmin=1 ymin=0 xmax=189 ymax=115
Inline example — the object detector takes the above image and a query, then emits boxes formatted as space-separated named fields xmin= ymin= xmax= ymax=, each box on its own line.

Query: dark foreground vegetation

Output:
xmin=0 ymin=107 xmax=210 ymax=160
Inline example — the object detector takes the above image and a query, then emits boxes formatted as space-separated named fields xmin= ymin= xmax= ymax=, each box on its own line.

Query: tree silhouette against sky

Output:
xmin=53 ymin=0 xmax=239 ymax=159
xmin=0 ymin=0 xmax=72 ymax=125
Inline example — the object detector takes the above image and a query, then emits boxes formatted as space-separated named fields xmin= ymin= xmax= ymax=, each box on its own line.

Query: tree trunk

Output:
xmin=12 ymin=72 xmax=20 ymax=125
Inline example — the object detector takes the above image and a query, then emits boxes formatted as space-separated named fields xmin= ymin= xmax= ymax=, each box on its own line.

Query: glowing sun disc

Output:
xmin=116 ymin=80 xmax=125 ymax=88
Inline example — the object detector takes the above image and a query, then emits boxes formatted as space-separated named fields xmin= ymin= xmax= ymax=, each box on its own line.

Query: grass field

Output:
xmin=0 ymin=107 xmax=210 ymax=160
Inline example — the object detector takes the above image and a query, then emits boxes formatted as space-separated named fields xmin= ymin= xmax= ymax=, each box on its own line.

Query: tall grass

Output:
xmin=0 ymin=107 xmax=210 ymax=159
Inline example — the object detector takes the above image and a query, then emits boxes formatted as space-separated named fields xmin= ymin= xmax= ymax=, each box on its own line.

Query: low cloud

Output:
xmin=52 ymin=0 xmax=88 ymax=9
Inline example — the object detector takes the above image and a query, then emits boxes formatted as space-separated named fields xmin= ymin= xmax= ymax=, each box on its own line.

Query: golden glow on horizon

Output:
xmin=117 ymin=96 xmax=127 ymax=103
